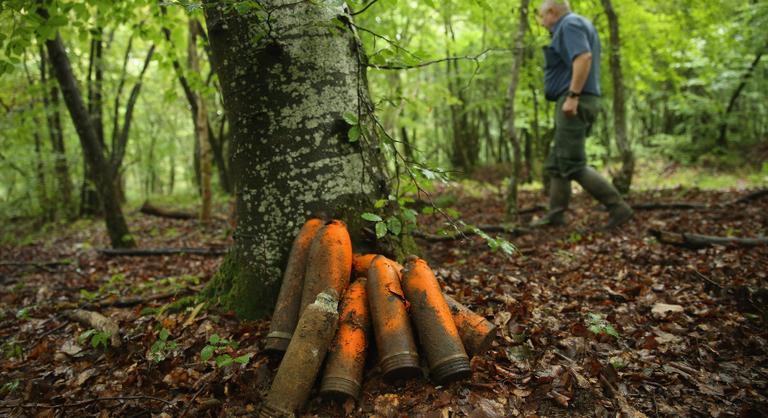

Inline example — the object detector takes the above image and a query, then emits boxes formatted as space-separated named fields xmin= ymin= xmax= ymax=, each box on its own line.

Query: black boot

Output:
xmin=572 ymin=167 xmax=633 ymax=229
xmin=531 ymin=175 xmax=571 ymax=227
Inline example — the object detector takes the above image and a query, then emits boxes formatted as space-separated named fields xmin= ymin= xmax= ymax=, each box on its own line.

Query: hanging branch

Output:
xmin=111 ymin=43 xmax=156 ymax=176
xmin=717 ymin=42 xmax=767 ymax=147
xmin=351 ymin=0 xmax=378 ymax=16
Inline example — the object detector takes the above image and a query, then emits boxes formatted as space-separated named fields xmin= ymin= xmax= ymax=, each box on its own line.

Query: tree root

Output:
xmin=649 ymin=229 xmax=768 ymax=249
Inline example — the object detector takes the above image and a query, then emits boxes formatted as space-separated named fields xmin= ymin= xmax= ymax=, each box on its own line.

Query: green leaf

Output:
xmin=159 ymin=328 xmax=170 ymax=342
xmin=374 ymin=199 xmax=388 ymax=209
xmin=422 ymin=206 xmax=434 ymax=215
xmin=342 ymin=111 xmax=359 ymax=125
xmin=375 ymin=222 xmax=388 ymax=239
xmin=386 ymin=217 xmax=402 ymax=236
xmin=200 ymin=345 xmax=215 ymax=362
xmin=348 ymin=125 xmax=360 ymax=142
xmin=215 ymin=354 xmax=233 ymax=367
xmin=91 ymin=332 xmax=109 ymax=349
xmin=208 ymin=334 xmax=220 ymax=345
xmin=604 ymin=325 xmax=620 ymax=338
xmin=234 ymin=353 xmax=253 ymax=365
xmin=361 ymin=212 xmax=383 ymax=222
xmin=78 ymin=329 xmax=96 ymax=344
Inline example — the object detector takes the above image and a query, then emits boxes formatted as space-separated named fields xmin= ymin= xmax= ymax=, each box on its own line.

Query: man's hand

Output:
xmin=562 ymin=96 xmax=579 ymax=118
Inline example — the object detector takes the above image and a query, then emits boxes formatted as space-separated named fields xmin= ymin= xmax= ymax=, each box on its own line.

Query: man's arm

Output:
xmin=562 ymin=51 xmax=592 ymax=117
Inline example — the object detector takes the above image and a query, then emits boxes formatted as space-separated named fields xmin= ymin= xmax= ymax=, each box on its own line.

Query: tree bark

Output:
xmin=601 ymin=0 xmax=635 ymax=194
xmin=82 ymin=29 xmax=104 ymax=216
xmin=159 ymin=8 xmax=232 ymax=194
xmin=40 ymin=14 xmax=135 ymax=248
xmin=188 ymin=19 xmax=212 ymax=223
xmin=22 ymin=57 xmax=51 ymax=221
xmin=40 ymin=46 xmax=74 ymax=219
xmin=504 ymin=0 xmax=529 ymax=217
xmin=201 ymin=0 xmax=390 ymax=319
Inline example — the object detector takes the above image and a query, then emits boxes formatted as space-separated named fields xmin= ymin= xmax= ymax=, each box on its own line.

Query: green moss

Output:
xmin=202 ymin=249 xmax=279 ymax=320
xmin=392 ymin=233 xmax=421 ymax=263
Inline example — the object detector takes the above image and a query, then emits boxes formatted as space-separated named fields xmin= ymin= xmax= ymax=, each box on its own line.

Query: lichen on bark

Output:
xmin=202 ymin=0 xmax=407 ymax=319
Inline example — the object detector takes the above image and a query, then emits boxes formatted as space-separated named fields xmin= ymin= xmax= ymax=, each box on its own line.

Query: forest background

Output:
xmin=0 ymin=0 xmax=766 ymax=231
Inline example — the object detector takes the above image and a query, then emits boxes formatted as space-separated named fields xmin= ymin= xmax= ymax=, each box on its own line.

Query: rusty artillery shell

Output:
xmin=299 ymin=220 xmax=353 ymax=317
xmin=443 ymin=293 xmax=497 ymax=357
xmin=265 ymin=218 xmax=324 ymax=354
xmin=366 ymin=255 xmax=421 ymax=381
xmin=402 ymin=257 xmax=471 ymax=385
xmin=260 ymin=290 xmax=340 ymax=418
xmin=319 ymin=278 xmax=370 ymax=399
xmin=353 ymin=253 xmax=403 ymax=277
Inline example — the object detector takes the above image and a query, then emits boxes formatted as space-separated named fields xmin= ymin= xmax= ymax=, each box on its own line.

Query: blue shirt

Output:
xmin=543 ymin=12 xmax=601 ymax=101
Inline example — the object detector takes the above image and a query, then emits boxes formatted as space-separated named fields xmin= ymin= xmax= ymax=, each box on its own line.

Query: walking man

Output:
xmin=534 ymin=0 xmax=633 ymax=229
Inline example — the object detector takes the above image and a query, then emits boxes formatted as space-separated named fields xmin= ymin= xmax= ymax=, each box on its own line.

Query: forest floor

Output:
xmin=0 ymin=181 xmax=767 ymax=417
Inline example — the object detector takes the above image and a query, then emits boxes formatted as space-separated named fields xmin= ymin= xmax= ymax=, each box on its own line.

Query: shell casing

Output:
xmin=265 ymin=218 xmax=324 ymax=354
xmin=443 ymin=293 xmax=497 ymax=357
xmin=320 ymin=278 xmax=370 ymax=399
xmin=299 ymin=220 xmax=353 ymax=317
xmin=366 ymin=255 xmax=421 ymax=381
xmin=260 ymin=290 xmax=339 ymax=418
xmin=402 ymin=257 xmax=471 ymax=385
xmin=353 ymin=253 xmax=403 ymax=278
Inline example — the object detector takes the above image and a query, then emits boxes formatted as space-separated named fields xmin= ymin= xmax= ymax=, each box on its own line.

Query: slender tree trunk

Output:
xmin=40 ymin=16 xmax=135 ymax=248
xmin=601 ymin=0 xmax=634 ymax=194
xmin=159 ymin=8 xmax=232 ymax=195
xmin=188 ymin=19 xmax=212 ymax=223
xmin=717 ymin=44 xmax=765 ymax=148
xmin=202 ymin=0 xmax=391 ymax=319
xmin=23 ymin=55 xmax=50 ymax=220
xmin=40 ymin=47 xmax=74 ymax=219
xmin=444 ymin=17 xmax=477 ymax=173
xmin=82 ymin=30 xmax=105 ymax=216
xmin=504 ymin=0 xmax=530 ymax=217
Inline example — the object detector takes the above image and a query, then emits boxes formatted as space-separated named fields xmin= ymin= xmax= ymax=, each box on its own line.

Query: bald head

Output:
xmin=538 ymin=0 xmax=571 ymax=30
xmin=539 ymin=0 xmax=570 ymax=12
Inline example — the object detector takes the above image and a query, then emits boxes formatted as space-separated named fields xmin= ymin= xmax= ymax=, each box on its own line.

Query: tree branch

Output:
xmin=351 ymin=0 xmax=378 ymax=16
xmin=112 ymin=44 xmax=156 ymax=176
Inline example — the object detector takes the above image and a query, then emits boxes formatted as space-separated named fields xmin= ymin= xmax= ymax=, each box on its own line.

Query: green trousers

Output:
xmin=544 ymin=94 xmax=600 ymax=179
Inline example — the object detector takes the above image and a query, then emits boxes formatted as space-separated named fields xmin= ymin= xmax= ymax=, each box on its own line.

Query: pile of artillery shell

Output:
xmin=260 ymin=219 xmax=497 ymax=417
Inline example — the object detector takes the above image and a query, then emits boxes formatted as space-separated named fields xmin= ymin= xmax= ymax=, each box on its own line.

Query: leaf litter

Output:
xmin=0 ymin=185 xmax=766 ymax=416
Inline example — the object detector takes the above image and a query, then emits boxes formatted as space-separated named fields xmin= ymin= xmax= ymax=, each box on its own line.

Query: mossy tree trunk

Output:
xmin=202 ymin=0 xmax=389 ymax=319
xmin=601 ymin=0 xmax=635 ymax=194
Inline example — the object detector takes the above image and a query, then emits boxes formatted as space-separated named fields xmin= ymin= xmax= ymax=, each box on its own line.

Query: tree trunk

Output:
xmin=40 ymin=46 xmax=74 ymax=219
xmin=202 ymin=0 xmax=390 ymax=319
xmin=188 ymin=19 xmax=212 ymax=223
xmin=717 ymin=44 xmax=765 ymax=148
xmin=41 ymin=18 xmax=135 ymax=248
xmin=444 ymin=17 xmax=478 ymax=174
xmin=601 ymin=0 xmax=634 ymax=194
xmin=82 ymin=29 xmax=105 ymax=216
xmin=504 ymin=0 xmax=529 ymax=217
xmin=159 ymin=8 xmax=232 ymax=195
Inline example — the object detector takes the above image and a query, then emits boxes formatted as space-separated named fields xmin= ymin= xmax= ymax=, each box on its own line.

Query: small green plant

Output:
xmin=1 ymin=339 xmax=23 ymax=360
xmin=0 ymin=379 xmax=20 ymax=396
xmin=585 ymin=313 xmax=619 ymax=338
xmin=78 ymin=329 xmax=111 ymax=349
xmin=609 ymin=356 xmax=626 ymax=369
xmin=15 ymin=305 xmax=33 ymax=320
xmin=567 ymin=231 xmax=583 ymax=243
xmin=149 ymin=328 xmax=178 ymax=363
xmin=200 ymin=334 xmax=252 ymax=367
xmin=79 ymin=289 xmax=99 ymax=301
